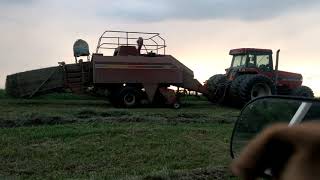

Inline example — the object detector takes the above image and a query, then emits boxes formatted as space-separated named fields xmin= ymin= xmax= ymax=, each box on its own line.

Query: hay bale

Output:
xmin=5 ymin=66 xmax=64 ymax=98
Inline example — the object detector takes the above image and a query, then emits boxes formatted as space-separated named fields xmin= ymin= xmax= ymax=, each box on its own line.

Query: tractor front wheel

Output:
xmin=291 ymin=86 xmax=314 ymax=98
xmin=207 ymin=74 xmax=227 ymax=93
xmin=207 ymin=74 xmax=228 ymax=103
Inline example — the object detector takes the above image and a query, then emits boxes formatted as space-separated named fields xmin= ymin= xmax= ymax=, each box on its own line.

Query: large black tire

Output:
xmin=229 ymin=75 xmax=249 ymax=100
xmin=116 ymin=87 xmax=141 ymax=108
xmin=207 ymin=74 xmax=227 ymax=93
xmin=291 ymin=86 xmax=314 ymax=98
xmin=207 ymin=74 xmax=227 ymax=103
xmin=239 ymin=75 xmax=275 ymax=105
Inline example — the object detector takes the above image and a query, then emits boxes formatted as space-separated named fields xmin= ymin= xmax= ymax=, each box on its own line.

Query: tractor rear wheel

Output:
xmin=229 ymin=75 xmax=249 ymax=104
xmin=207 ymin=74 xmax=227 ymax=103
xmin=239 ymin=75 xmax=274 ymax=105
xmin=291 ymin=86 xmax=314 ymax=98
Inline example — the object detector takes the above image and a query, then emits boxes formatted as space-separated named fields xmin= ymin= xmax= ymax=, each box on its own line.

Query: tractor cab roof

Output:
xmin=229 ymin=48 xmax=273 ymax=55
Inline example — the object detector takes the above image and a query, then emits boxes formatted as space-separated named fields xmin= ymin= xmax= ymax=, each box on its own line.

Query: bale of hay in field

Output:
xmin=5 ymin=66 xmax=65 ymax=98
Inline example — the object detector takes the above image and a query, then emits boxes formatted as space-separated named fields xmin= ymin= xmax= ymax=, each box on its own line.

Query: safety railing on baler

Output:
xmin=95 ymin=30 xmax=166 ymax=55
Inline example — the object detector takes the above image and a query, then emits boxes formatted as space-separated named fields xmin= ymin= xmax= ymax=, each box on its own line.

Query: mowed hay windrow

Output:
xmin=5 ymin=66 xmax=64 ymax=97
xmin=0 ymin=94 xmax=240 ymax=179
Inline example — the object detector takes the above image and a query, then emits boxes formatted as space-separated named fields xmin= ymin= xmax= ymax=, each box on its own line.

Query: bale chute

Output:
xmin=5 ymin=66 xmax=64 ymax=98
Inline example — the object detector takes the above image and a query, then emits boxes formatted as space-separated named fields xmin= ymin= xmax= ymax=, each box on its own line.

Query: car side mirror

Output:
xmin=230 ymin=96 xmax=320 ymax=159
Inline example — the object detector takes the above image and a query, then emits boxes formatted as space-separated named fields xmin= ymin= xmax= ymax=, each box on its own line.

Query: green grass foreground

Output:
xmin=0 ymin=123 xmax=232 ymax=179
xmin=0 ymin=90 xmax=239 ymax=179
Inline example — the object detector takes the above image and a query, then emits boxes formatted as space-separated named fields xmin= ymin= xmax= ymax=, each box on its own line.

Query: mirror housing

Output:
xmin=230 ymin=96 xmax=320 ymax=159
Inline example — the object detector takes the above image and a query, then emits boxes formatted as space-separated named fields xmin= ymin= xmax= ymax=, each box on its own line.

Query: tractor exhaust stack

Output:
xmin=274 ymin=49 xmax=280 ymax=94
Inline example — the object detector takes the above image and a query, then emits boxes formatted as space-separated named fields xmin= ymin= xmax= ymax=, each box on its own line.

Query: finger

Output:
xmin=231 ymin=123 xmax=292 ymax=179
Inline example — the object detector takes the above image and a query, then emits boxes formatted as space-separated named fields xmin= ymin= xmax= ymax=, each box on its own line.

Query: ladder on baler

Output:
xmin=64 ymin=61 xmax=91 ymax=93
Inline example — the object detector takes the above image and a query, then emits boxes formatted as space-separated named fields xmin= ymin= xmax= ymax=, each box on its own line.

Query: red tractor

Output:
xmin=206 ymin=48 xmax=314 ymax=106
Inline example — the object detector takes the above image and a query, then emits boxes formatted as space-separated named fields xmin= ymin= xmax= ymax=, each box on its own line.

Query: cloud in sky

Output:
xmin=0 ymin=0 xmax=34 ymax=5
xmin=2 ymin=0 xmax=320 ymax=23
xmin=98 ymin=0 xmax=320 ymax=21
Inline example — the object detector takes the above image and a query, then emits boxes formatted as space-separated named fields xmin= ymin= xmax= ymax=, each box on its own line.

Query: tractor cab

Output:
xmin=227 ymin=48 xmax=274 ymax=80
xmin=94 ymin=30 xmax=166 ymax=57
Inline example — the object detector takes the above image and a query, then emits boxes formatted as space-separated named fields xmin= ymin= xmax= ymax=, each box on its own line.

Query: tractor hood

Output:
xmin=277 ymin=70 xmax=303 ymax=82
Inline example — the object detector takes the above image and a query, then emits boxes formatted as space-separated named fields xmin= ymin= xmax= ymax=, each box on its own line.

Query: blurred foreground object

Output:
xmin=230 ymin=96 xmax=320 ymax=179
xmin=231 ymin=122 xmax=320 ymax=180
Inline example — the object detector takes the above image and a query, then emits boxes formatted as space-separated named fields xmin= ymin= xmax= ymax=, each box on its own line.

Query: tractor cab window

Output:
xmin=256 ymin=55 xmax=272 ymax=71
xmin=232 ymin=55 xmax=247 ymax=68
xmin=247 ymin=54 xmax=256 ymax=68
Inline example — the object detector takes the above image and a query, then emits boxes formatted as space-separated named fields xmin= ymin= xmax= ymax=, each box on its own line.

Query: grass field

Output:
xmin=0 ymin=90 xmax=240 ymax=179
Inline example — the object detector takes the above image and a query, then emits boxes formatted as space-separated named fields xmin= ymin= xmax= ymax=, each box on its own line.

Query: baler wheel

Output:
xmin=290 ymin=86 xmax=314 ymax=98
xmin=118 ymin=87 xmax=140 ymax=108
xmin=172 ymin=102 xmax=181 ymax=109
xmin=239 ymin=75 xmax=274 ymax=105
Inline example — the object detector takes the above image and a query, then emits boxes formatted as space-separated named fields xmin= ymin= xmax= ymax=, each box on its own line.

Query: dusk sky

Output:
xmin=1 ymin=0 xmax=320 ymax=95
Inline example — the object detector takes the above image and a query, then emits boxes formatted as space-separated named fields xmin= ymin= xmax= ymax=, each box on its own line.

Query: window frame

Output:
xmin=231 ymin=55 xmax=247 ymax=68
xmin=255 ymin=54 xmax=273 ymax=71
